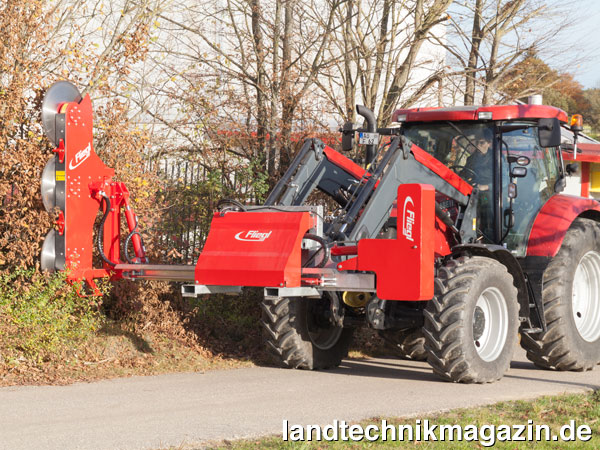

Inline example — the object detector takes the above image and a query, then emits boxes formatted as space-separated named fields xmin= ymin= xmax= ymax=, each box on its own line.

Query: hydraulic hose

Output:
xmin=217 ymin=198 xmax=247 ymax=215
xmin=302 ymin=233 xmax=330 ymax=268
xmin=124 ymin=214 xmax=146 ymax=264
xmin=434 ymin=202 xmax=459 ymax=235
xmin=97 ymin=193 xmax=118 ymax=267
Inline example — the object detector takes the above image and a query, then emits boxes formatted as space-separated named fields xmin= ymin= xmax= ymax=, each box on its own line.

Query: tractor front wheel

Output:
xmin=261 ymin=292 xmax=353 ymax=369
xmin=520 ymin=218 xmax=600 ymax=371
xmin=423 ymin=256 xmax=519 ymax=383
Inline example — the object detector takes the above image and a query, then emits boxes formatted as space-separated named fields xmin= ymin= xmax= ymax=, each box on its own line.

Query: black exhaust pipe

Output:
xmin=356 ymin=105 xmax=376 ymax=166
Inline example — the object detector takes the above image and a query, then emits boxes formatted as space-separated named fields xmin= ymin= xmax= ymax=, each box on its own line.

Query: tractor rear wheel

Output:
xmin=520 ymin=218 xmax=600 ymax=371
xmin=423 ymin=256 xmax=519 ymax=383
xmin=261 ymin=292 xmax=353 ymax=369
xmin=380 ymin=328 xmax=427 ymax=361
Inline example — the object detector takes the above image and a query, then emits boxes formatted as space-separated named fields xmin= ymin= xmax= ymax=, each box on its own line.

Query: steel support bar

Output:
xmin=115 ymin=264 xmax=195 ymax=281
xmin=301 ymin=267 xmax=375 ymax=292
xmin=181 ymin=284 xmax=242 ymax=297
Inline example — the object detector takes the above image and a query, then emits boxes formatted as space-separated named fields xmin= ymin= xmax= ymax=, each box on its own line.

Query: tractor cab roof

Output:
xmin=393 ymin=104 xmax=568 ymax=124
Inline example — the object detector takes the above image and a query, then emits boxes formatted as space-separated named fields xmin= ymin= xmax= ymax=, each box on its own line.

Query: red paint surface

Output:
xmin=411 ymin=144 xmax=473 ymax=196
xmin=47 ymin=94 xmax=147 ymax=289
xmin=527 ymin=194 xmax=600 ymax=257
xmin=195 ymin=211 xmax=314 ymax=287
xmin=563 ymin=143 xmax=600 ymax=163
xmin=434 ymin=216 xmax=453 ymax=258
xmin=354 ymin=184 xmax=435 ymax=301
xmin=323 ymin=145 xmax=367 ymax=180
xmin=61 ymin=95 xmax=115 ymax=282
xmin=331 ymin=245 xmax=358 ymax=256
xmin=393 ymin=104 xmax=568 ymax=123
xmin=581 ymin=162 xmax=590 ymax=197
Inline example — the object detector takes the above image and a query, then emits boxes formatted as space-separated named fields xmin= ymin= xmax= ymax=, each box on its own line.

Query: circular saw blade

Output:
xmin=42 ymin=81 xmax=82 ymax=146
xmin=40 ymin=229 xmax=57 ymax=272
xmin=40 ymin=156 xmax=56 ymax=212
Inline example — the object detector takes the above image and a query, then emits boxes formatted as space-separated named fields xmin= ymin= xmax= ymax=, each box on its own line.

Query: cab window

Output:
xmin=501 ymin=124 xmax=560 ymax=255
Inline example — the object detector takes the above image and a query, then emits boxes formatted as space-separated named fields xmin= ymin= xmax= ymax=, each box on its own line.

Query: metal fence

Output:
xmin=147 ymin=158 xmax=262 ymax=265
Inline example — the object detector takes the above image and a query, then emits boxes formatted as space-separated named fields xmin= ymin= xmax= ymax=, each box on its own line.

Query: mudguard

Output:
xmin=527 ymin=194 xmax=600 ymax=257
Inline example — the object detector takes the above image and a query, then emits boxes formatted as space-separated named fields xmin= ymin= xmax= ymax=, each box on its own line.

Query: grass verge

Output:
xmin=214 ymin=391 xmax=600 ymax=449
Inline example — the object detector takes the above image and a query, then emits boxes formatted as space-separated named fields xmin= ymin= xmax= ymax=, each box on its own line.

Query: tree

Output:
xmin=146 ymin=0 xmax=345 ymax=177
xmin=502 ymin=53 xmax=589 ymax=114
xmin=583 ymin=89 xmax=600 ymax=136
xmin=445 ymin=0 xmax=580 ymax=105
xmin=321 ymin=0 xmax=452 ymax=126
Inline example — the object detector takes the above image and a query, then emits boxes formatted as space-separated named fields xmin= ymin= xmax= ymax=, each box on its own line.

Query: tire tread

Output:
xmin=520 ymin=218 xmax=600 ymax=371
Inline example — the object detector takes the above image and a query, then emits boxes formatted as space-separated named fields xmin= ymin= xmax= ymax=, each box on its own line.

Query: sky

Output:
xmin=573 ymin=1 xmax=600 ymax=89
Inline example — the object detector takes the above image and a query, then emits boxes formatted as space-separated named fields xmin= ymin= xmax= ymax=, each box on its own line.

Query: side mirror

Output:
xmin=538 ymin=118 xmax=561 ymax=148
xmin=341 ymin=121 xmax=355 ymax=152
xmin=507 ymin=155 xmax=531 ymax=166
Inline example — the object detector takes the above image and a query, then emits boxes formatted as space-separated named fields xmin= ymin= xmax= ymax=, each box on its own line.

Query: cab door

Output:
xmin=501 ymin=124 xmax=560 ymax=256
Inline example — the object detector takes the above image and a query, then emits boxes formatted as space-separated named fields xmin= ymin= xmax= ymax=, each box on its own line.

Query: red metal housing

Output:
xmin=338 ymin=184 xmax=435 ymax=301
xmin=195 ymin=211 xmax=316 ymax=287
xmin=49 ymin=94 xmax=146 ymax=288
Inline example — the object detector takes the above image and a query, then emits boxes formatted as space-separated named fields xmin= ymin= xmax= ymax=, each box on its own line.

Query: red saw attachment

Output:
xmin=40 ymin=81 xmax=147 ymax=290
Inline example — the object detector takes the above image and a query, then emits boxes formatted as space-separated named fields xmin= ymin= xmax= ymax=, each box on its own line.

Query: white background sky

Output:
xmin=572 ymin=1 xmax=600 ymax=88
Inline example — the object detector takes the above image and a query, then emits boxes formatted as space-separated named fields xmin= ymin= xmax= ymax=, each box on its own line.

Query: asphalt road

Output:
xmin=1 ymin=347 xmax=599 ymax=450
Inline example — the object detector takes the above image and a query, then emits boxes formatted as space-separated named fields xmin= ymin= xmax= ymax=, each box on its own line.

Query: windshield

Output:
xmin=402 ymin=121 xmax=497 ymax=242
xmin=402 ymin=122 xmax=494 ymax=169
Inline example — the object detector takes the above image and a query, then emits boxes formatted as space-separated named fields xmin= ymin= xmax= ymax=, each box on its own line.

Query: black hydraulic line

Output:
xmin=217 ymin=198 xmax=247 ymax=215
xmin=435 ymin=202 xmax=460 ymax=235
xmin=124 ymin=214 xmax=146 ymax=264
xmin=339 ymin=140 xmax=391 ymax=217
xmin=337 ymin=139 xmax=398 ymax=234
xmin=97 ymin=194 xmax=118 ymax=267
xmin=302 ymin=233 xmax=330 ymax=269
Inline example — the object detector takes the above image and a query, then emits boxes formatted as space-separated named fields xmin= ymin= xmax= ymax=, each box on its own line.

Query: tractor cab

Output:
xmin=396 ymin=105 xmax=566 ymax=257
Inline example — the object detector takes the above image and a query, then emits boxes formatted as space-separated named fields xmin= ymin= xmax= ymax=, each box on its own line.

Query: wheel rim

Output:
xmin=572 ymin=251 xmax=600 ymax=342
xmin=306 ymin=296 xmax=343 ymax=351
xmin=472 ymin=287 xmax=509 ymax=362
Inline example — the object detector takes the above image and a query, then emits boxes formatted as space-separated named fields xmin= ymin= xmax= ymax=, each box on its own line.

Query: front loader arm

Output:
xmin=265 ymin=139 xmax=368 ymax=208
xmin=348 ymin=136 xmax=475 ymax=241
xmin=264 ymin=135 xmax=478 ymax=245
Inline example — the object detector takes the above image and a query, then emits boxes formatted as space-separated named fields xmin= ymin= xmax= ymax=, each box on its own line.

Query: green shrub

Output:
xmin=0 ymin=268 xmax=105 ymax=364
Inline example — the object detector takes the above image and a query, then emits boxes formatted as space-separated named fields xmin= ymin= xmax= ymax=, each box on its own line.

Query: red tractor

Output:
xmin=40 ymin=82 xmax=600 ymax=383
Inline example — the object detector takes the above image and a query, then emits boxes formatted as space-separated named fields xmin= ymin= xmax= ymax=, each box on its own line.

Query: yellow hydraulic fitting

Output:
xmin=342 ymin=291 xmax=370 ymax=308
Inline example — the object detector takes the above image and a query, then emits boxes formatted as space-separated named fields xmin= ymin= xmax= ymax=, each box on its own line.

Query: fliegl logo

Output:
xmin=402 ymin=196 xmax=416 ymax=242
xmin=68 ymin=143 xmax=91 ymax=170
xmin=234 ymin=230 xmax=273 ymax=242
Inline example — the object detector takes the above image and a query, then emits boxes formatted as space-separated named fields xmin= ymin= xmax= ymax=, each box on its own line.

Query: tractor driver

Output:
xmin=463 ymin=128 xmax=494 ymax=240
xmin=464 ymin=128 xmax=494 ymax=191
